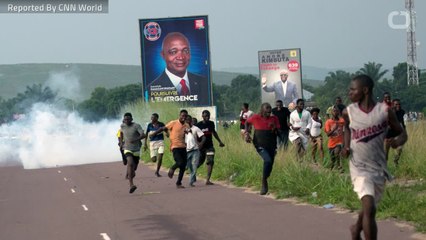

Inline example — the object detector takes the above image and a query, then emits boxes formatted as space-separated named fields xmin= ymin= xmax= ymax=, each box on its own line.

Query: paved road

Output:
xmin=0 ymin=162 xmax=423 ymax=240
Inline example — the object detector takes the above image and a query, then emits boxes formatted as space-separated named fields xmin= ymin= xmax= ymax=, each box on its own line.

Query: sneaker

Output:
xmin=129 ymin=185 xmax=137 ymax=194
xmin=155 ymin=172 xmax=161 ymax=177
xmin=189 ymin=182 xmax=195 ymax=187
xmin=176 ymin=184 xmax=185 ymax=189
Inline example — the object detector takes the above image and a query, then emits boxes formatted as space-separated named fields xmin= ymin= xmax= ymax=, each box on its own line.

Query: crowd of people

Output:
xmin=117 ymin=74 xmax=408 ymax=240
xmin=118 ymin=109 xmax=225 ymax=192
xmin=243 ymin=74 xmax=407 ymax=240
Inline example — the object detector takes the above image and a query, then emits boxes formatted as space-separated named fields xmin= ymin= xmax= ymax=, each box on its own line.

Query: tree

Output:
xmin=212 ymin=74 xmax=260 ymax=118
xmin=358 ymin=62 xmax=388 ymax=83
xmin=77 ymin=84 xmax=142 ymax=121
xmin=312 ymin=70 xmax=353 ymax=112
xmin=358 ymin=62 xmax=389 ymax=98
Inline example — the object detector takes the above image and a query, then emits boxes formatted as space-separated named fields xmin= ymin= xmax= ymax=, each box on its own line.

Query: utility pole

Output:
xmin=406 ymin=0 xmax=419 ymax=85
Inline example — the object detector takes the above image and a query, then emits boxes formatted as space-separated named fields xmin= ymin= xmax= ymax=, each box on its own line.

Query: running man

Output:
xmin=325 ymin=105 xmax=345 ymax=172
xmin=120 ymin=112 xmax=146 ymax=194
xmin=288 ymin=99 xmax=311 ymax=159
xmin=245 ymin=103 xmax=280 ymax=195
xmin=341 ymin=75 xmax=407 ymax=240
xmin=185 ymin=115 xmax=206 ymax=187
xmin=196 ymin=110 xmax=225 ymax=185
xmin=144 ymin=113 xmax=166 ymax=177
xmin=385 ymin=99 xmax=407 ymax=165
xmin=154 ymin=109 xmax=189 ymax=188
xmin=307 ymin=107 xmax=324 ymax=164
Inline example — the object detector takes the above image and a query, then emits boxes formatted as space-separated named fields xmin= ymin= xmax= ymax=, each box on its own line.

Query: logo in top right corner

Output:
xmin=287 ymin=60 xmax=299 ymax=72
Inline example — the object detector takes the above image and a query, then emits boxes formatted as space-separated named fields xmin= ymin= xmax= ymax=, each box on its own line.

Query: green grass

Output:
xmin=123 ymin=101 xmax=426 ymax=233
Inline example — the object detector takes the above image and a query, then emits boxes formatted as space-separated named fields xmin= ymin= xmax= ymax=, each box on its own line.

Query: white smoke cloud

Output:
xmin=45 ymin=68 xmax=82 ymax=100
xmin=0 ymin=103 xmax=122 ymax=169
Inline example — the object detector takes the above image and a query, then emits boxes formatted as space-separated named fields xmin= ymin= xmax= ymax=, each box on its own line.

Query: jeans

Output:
xmin=256 ymin=147 xmax=276 ymax=179
xmin=187 ymin=149 xmax=200 ymax=184
xmin=172 ymin=148 xmax=187 ymax=185
xmin=277 ymin=131 xmax=289 ymax=149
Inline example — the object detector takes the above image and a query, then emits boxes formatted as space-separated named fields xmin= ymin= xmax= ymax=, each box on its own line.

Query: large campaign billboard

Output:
xmin=139 ymin=16 xmax=212 ymax=107
xmin=258 ymin=49 xmax=303 ymax=108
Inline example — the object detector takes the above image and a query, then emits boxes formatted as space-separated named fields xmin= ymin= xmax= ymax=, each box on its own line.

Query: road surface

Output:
xmin=0 ymin=162 xmax=423 ymax=240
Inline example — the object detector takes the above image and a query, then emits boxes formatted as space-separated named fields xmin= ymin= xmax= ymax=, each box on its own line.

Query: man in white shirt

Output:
xmin=185 ymin=115 xmax=206 ymax=187
xmin=307 ymin=107 xmax=324 ymax=164
xmin=288 ymin=99 xmax=311 ymax=159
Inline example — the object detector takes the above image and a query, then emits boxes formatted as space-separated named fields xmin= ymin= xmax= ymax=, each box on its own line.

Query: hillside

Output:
xmin=0 ymin=63 xmax=323 ymax=101
xmin=0 ymin=63 xmax=253 ymax=101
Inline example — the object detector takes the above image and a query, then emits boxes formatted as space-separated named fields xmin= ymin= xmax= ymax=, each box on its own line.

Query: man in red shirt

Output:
xmin=244 ymin=103 xmax=280 ymax=195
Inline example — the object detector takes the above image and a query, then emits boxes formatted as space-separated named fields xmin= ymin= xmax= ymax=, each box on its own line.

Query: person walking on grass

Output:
xmin=384 ymin=99 xmax=407 ymax=165
xmin=239 ymin=103 xmax=254 ymax=139
xmin=307 ymin=107 xmax=324 ymax=164
xmin=288 ymin=99 xmax=311 ymax=159
xmin=272 ymin=100 xmax=291 ymax=150
xmin=144 ymin=113 xmax=166 ymax=177
xmin=244 ymin=103 xmax=280 ymax=195
xmin=153 ymin=109 xmax=189 ymax=189
xmin=185 ymin=115 xmax=206 ymax=187
xmin=325 ymin=105 xmax=345 ymax=172
xmin=196 ymin=110 xmax=225 ymax=185
xmin=119 ymin=112 xmax=146 ymax=194
xmin=341 ymin=74 xmax=407 ymax=240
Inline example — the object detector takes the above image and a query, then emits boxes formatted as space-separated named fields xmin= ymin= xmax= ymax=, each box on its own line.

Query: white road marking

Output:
xmin=100 ymin=233 xmax=111 ymax=240
xmin=71 ymin=189 xmax=75 ymax=193
xmin=82 ymin=205 xmax=88 ymax=211
xmin=64 ymin=177 xmax=68 ymax=181
xmin=58 ymin=170 xmax=61 ymax=173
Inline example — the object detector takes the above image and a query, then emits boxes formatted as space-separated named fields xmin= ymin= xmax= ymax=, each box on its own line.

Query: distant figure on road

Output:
xmin=244 ymin=102 xmax=280 ymax=195
xmin=342 ymin=75 xmax=407 ymax=240
xmin=120 ymin=112 xmax=146 ymax=194
xmin=144 ymin=113 xmax=166 ymax=177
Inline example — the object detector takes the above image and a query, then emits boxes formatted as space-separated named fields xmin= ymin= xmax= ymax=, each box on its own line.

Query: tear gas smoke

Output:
xmin=0 ymin=103 xmax=122 ymax=169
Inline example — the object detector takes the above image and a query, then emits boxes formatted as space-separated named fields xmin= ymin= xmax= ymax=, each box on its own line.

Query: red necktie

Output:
xmin=180 ymin=79 xmax=190 ymax=95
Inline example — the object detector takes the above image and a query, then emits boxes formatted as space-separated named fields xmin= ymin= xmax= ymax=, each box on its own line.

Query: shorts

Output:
xmin=124 ymin=150 xmax=140 ymax=170
xmin=351 ymin=175 xmax=385 ymax=205
xmin=149 ymin=140 xmax=165 ymax=158
xmin=310 ymin=135 xmax=323 ymax=149
xmin=199 ymin=147 xmax=215 ymax=166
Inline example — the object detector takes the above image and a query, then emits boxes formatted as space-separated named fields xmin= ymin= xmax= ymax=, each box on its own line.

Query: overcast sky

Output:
xmin=0 ymin=0 xmax=424 ymax=71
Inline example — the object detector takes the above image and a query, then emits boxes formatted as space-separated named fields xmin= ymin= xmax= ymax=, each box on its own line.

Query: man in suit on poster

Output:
xmin=149 ymin=32 xmax=209 ymax=106
xmin=262 ymin=69 xmax=299 ymax=107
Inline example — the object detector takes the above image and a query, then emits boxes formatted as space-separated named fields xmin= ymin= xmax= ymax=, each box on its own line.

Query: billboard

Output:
xmin=139 ymin=16 xmax=212 ymax=107
xmin=258 ymin=49 xmax=303 ymax=107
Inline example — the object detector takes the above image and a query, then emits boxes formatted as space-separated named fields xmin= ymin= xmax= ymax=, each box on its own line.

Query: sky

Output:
xmin=0 ymin=0 xmax=425 ymax=71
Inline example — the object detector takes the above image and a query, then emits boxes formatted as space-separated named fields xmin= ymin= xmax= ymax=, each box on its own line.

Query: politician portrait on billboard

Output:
xmin=139 ymin=16 xmax=212 ymax=106
xmin=258 ymin=49 xmax=303 ymax=108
